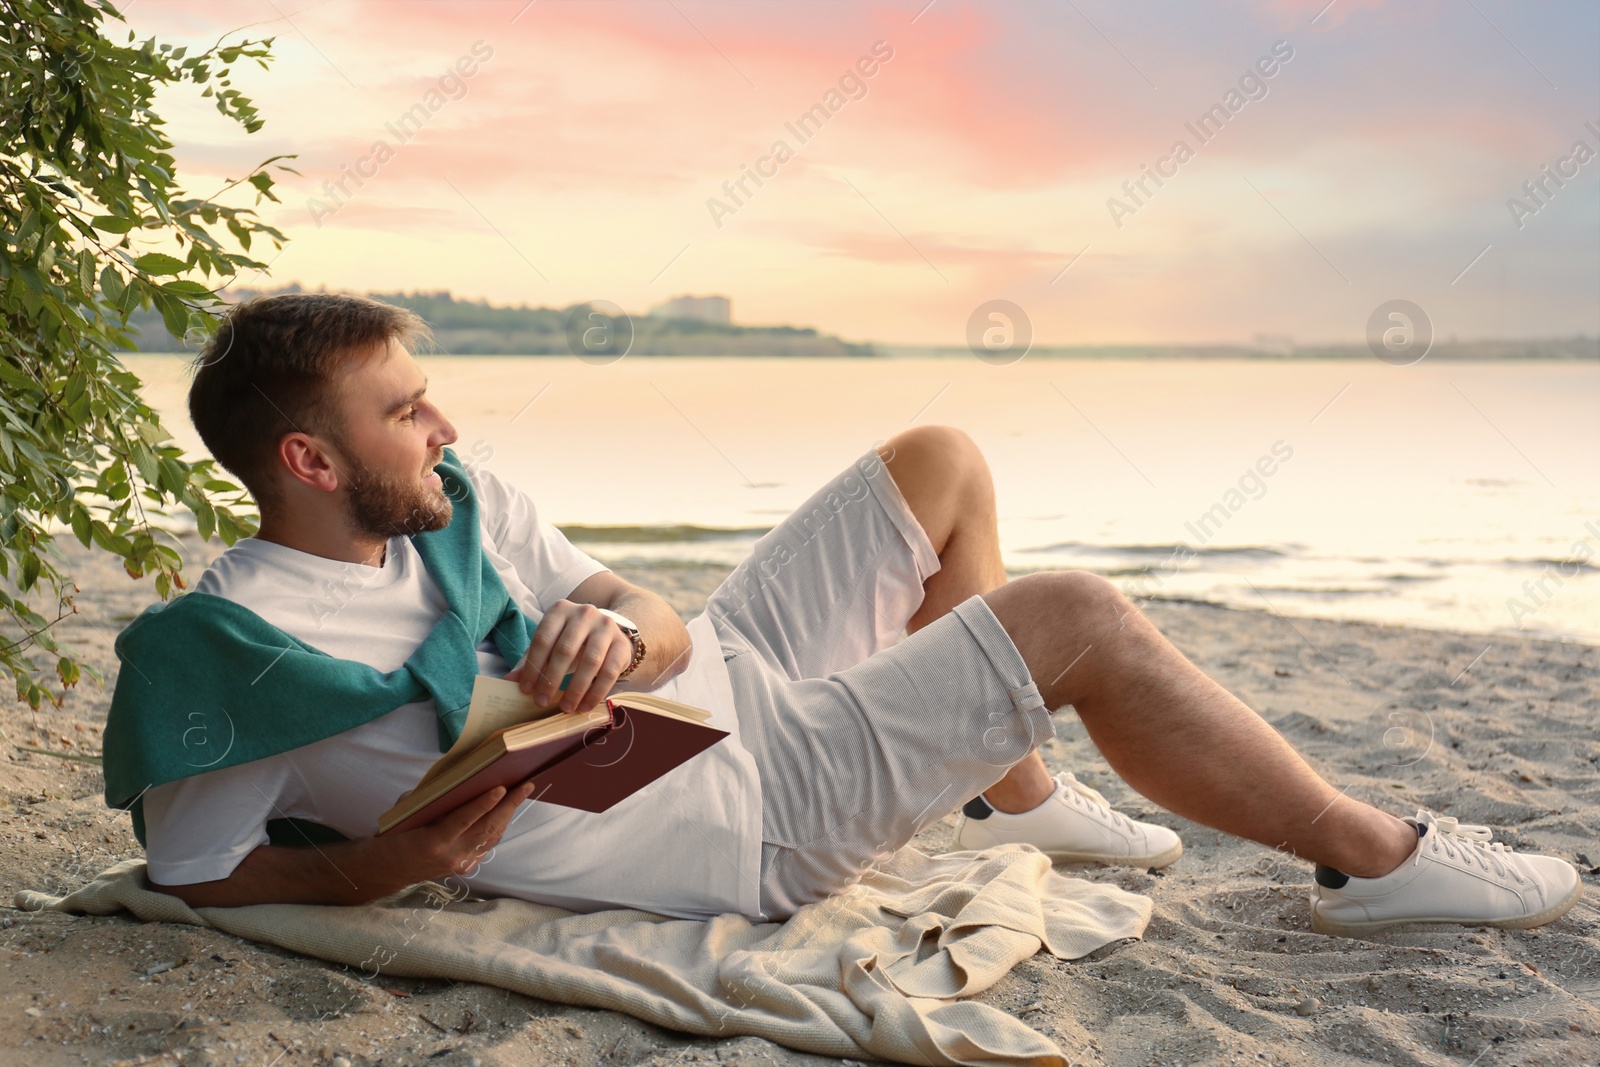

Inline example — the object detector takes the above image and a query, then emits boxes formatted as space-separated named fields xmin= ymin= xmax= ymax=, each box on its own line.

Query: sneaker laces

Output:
xmin=1056 ymin=772 xmax=1132 ymax=832
xmin=1414 ymin=810 xmax=1522 ymax=883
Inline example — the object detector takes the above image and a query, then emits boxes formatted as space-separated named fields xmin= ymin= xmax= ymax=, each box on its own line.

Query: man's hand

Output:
xmin=506 ymin=600 xmax=633 ymax=714
xmin=152 ymin=779 xmax=541 ymax=909
xmin=371 ymin=779 xmax=538 ymax=881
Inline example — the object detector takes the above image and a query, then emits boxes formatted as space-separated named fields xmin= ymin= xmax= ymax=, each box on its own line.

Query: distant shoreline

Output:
xmin=120 ymin=286 xmax=1595 ymax=360
xmin=878 ymin=338 xmax=1599 ymax=360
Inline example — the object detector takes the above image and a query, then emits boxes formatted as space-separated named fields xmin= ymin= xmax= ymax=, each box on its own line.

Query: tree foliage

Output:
xmin=1 ymin=0 xmax=294 ymax=709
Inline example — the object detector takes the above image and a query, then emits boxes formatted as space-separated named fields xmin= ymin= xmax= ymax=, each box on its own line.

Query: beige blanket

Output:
xmin=16 ymin=844 xmax=1150 ymax=1066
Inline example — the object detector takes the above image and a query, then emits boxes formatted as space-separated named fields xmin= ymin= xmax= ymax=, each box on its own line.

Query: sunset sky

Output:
xmin=126 ymin=0 xmax=1598 ymax=346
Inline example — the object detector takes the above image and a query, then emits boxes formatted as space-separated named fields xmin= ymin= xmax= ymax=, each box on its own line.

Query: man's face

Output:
xmin=326 ymin=339 xmax=460 ymax=540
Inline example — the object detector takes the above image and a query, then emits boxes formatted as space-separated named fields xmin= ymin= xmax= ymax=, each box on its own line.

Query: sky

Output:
xmin=121 ymin=0 xmax=1599 ymax=346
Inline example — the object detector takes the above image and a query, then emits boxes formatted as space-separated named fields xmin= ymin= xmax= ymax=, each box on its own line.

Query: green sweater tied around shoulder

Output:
xmin=102 ymin=447 xmax=537 ymax=847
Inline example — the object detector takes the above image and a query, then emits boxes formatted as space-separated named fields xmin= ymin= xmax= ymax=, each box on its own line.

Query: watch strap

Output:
xmin=597 ymin=608 xmax=646 ymax=679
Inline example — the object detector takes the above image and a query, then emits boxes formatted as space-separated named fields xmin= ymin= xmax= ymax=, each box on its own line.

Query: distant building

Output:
xmin=648 ymin=294 xmax=732 ymax=324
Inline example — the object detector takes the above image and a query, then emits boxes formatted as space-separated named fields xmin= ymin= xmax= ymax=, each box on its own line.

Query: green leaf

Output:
xmin=91 ymin=523 xmax=133 ymax=556
xmin=18 ymin=552 xmax=41 ymax=592
xmin=16 ymin=206 xmax=41 ymax=245
xmin=99 ymin=264 xmax=125 ymax=303
xmin=134 ymin=252 xmax=188 ymax=275
xmin=154 ymin=290 xmax=188 ymax=337
xmin=70 ymin=505 xmax=92 ymax=548
xmin=157 ymin=457 xmax=186 ymax=494
xmin=192 ymin=498 xmax=216 ymax=540
xmin=134 ymin=421 xmax=169 ymax=446
xmin=117 ymin=276 xmax=142 ymax=314
xmin=130 ymin=443 xmax=161 ymax=486
xmin=90 ymin=215 xmax=137 ymax=234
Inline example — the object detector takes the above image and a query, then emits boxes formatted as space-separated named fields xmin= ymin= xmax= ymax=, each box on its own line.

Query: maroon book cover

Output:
xmin=382 ymin=702 xmax=728 ymax=834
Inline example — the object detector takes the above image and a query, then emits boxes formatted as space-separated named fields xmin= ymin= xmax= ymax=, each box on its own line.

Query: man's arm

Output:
xmin=567 ymin=571 xmax=691 ymax=691
xmin=152 ymin=781 xmax=537 ymax=909
xmin=509 ymin=571 xmax=692 ymax=713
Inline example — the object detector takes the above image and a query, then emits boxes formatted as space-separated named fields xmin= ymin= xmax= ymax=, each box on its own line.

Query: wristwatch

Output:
xmin=596 ymin=607 xmax=647 ymax=680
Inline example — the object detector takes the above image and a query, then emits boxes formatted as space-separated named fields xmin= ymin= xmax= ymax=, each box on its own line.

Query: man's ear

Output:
xmin=279 ymin=432 xmax=343 ymax=494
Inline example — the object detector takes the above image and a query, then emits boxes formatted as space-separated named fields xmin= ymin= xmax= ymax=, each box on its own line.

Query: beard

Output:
xmin=344 ymin=450 xmax=454 ymax=540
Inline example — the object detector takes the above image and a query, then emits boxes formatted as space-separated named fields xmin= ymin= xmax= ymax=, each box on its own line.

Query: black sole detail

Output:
xmin=1314 ymin=864 xmax=1350 ymax=890
xmin=962 ymin=795 xmax=994 ymax=820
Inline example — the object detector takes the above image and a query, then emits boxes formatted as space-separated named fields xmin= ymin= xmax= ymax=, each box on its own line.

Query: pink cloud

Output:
xmin=138 ymin=0 xmax=1585 ymax=205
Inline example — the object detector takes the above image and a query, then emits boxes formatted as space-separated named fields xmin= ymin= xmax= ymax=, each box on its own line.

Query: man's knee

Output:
xmin=876 ymin=425 xmax=993 ymax=544
xmin=877 ymin=422 xmax=971 ymax=460
xmin=878 ymin=424 xmax=984 ymax=483
xmin=985 ymin=570 xmax=1132 ymax=642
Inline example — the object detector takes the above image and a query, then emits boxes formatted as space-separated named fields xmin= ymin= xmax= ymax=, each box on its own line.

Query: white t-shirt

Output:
xmin=139 ymin=466 xmax=763 ymax=921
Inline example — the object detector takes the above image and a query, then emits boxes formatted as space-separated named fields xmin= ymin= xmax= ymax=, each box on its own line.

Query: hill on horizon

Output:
xmin=126 ymin=286 xmax=880 ymax=357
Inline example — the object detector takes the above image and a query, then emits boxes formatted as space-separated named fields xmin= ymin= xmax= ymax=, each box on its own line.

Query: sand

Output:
xmin=2 ymin=535 xmax=1596 ymax=1067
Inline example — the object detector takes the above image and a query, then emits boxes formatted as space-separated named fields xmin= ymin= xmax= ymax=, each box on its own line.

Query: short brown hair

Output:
xmin=188 ymin=293 xmax=431 ymax=504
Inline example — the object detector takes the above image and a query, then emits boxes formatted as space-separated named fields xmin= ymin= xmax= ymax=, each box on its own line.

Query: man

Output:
xmin=106 ymin=293 xmax=1582 ymax=936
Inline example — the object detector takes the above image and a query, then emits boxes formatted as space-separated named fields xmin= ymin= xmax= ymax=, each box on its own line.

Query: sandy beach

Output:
xmin=2 ymin=536 xmax=1596 ymax=1067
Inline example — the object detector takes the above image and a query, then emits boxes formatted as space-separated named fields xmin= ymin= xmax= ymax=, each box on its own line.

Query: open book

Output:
xmin=376 ymin=676 xmax=728 ymax=835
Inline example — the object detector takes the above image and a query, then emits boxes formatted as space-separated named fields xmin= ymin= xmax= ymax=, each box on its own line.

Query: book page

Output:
xmin=612 ymin=692 xmax=712 ymax=723
xmin=422 ymin=676 xmax=560 ymax=786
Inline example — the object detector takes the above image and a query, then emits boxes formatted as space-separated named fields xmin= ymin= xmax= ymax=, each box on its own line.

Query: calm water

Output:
xmin=130 ymin=355 xmax=1600 ymax=645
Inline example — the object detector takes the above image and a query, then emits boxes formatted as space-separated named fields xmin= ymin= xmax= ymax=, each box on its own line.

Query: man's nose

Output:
xmin=432 ymin=411 xmax=459 ymax=447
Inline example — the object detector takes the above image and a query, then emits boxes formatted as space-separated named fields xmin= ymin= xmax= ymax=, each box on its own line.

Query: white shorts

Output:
xmin=704 ymin=445 xmax=1054 ymax=920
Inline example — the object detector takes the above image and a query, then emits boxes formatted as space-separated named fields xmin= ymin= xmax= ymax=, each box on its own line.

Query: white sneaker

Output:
xmin=1310 ymin=809 xmax=1584 ymax=937
xmin=953 ymin=771 xmax=1184 ymax=868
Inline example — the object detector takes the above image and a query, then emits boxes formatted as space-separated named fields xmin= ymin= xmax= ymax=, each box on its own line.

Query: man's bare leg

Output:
xmin=874 ymin=427 xmax=1057 ymax=815
xmin=876 ymin=425 xmax=1416 ymax=877
xmin=983 ymin=570 xmax=1419 ymax=877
